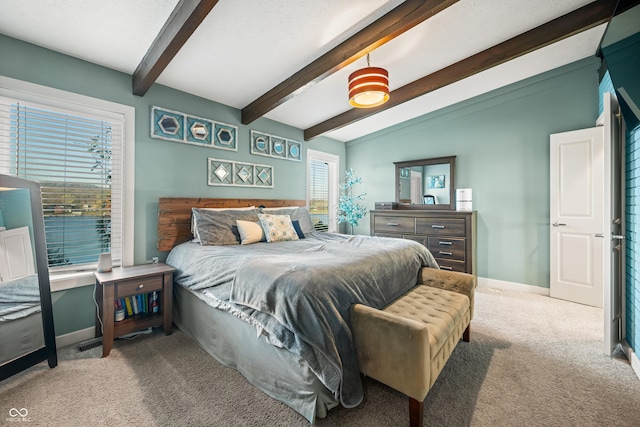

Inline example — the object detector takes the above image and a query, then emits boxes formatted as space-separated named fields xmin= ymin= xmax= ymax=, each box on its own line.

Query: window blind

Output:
xmin=0 ymin=97 xmax=124 ymax=270
xmin=309 ymin=159 xmax=329 ymax=231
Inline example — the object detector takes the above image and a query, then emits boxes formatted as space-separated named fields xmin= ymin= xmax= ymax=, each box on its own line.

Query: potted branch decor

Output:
xmin=338 ymin=169 xmax=367 ymax=234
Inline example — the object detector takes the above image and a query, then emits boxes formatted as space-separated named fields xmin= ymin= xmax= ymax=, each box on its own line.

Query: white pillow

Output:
xmin=236 ymin=220 xmax=265 ymax=245
xmin=191 ymin=206 xmax=256 ymax=241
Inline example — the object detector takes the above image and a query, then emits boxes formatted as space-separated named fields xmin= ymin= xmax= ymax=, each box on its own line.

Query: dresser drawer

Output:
xmin=415 ymin=218 xmax=465 ymax=236
xmin=427 ymin=237 xmax=465 ymax=260
xmin=374 ymin=215 xmax=415 ymax=234
xmin=116 ymin=275 xmax=163 ymax=298
xmin=403 ymin=235 xmax=427 ymax=245
xmin=435 ymin=259 xmax=466 ymax=273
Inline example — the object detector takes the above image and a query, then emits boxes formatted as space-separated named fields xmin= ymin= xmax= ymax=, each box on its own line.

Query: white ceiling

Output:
xmin=0 ymin=0 xmax=608 ymax=142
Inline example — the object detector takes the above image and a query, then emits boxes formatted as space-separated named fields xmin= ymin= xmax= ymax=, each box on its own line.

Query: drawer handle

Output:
xmin=439 ymin=251 xmax=453 ymax=256
xmin=138 ymin=284 xmax=144 ymax=289
xmin=387 ymin=222 xmax=399 ymax=226
xmin=438 ymin=241 xmax=453 ymax=246
xmin=431 ymin=225 xmax=445 ymax=229
xmin=440 ymin=266 xmax=453 ymax=271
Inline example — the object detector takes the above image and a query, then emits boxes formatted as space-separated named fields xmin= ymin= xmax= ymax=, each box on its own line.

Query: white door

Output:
xmin=0 ymin=226 xmax=35 ymax=283
xmin=550 ymin=127 xmax=606 ymax=308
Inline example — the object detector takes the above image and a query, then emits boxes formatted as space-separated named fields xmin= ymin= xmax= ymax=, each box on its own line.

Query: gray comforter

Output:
xmin=167 ymin=232 xmax=438 ymax=408
xmin=0 ymin=274 xmax=41 ymax=322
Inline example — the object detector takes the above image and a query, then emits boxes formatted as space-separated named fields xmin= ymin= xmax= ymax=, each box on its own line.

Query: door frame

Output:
xmin=306 ymin=149 xmax=339 ymax=233
xmin=599 ymin=91 xmax=625 ymax=355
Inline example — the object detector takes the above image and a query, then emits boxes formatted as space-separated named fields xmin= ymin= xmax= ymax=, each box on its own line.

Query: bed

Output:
xmin=0 ymin=274 xmax=44 ymax=365
xmin=159 ymin=198 xmax=439 ymax=423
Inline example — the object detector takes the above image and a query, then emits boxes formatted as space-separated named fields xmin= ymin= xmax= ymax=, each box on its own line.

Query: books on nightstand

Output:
xmin=114 ymin=292 xmax=159 ymax=320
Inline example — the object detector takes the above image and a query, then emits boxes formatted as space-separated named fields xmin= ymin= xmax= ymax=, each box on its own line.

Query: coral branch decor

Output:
xmin=338 ymin=169 xmax=367 ymax=234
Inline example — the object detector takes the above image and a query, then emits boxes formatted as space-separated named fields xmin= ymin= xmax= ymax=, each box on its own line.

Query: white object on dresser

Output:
xmin=456 ymin=188 xmax=472 ymax=211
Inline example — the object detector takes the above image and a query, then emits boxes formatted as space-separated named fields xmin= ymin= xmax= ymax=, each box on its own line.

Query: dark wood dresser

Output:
xmin=370 ymin=210 xmax=476 ymax=276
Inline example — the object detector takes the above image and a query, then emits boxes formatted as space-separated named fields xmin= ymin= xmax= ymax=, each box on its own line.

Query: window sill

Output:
xmin=50 ymin=271 xmax=95 ymax=292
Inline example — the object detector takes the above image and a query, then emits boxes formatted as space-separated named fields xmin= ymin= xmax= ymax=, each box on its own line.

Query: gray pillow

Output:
xmin=192 ymin=208 xmax=260 ymax=245
xmin=260 ymin=207 xmax=315 ymax=234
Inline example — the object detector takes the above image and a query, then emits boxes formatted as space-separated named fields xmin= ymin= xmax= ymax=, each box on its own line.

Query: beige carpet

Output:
xmin=1 ymin=288 xmax=639 ymax=426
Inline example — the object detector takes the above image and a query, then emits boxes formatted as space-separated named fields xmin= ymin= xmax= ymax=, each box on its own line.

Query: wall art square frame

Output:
xmin=250 ymin=130 xmax=301 ymax=161
xmin=207 ymin=158 xmax=274 ymax=188
xmin=151 ymin=106 xmax=238 ymax=151
xmin=427 ymin=175 xmax=446 ymax=189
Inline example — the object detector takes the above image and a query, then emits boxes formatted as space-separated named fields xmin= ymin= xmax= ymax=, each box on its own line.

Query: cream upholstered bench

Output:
xmin=351 ymin=267 xmax=475 ymax=427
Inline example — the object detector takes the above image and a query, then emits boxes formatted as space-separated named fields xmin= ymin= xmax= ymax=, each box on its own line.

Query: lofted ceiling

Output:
xmin=0 ymin=0 xmax=620 ymax=142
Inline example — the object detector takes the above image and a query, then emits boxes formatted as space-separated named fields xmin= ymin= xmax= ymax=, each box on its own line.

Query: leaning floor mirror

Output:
xmin=0 ymin=174 xmax=57 ymax=381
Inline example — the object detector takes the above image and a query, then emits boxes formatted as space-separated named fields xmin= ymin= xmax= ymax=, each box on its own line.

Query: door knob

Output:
xmin=594 ymin=233 xmax=625 ymax=240
xmin=552 ymin=221 xmax=567 ymax=227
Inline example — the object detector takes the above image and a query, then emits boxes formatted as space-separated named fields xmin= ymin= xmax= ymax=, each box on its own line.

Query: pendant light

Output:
xmin=348 ymin=53 xmax=390 ymax=108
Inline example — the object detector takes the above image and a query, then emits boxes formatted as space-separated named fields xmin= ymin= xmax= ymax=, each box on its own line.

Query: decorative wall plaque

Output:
xmin=207 ymin=158 xmax=273 ymax=188
xmin=151 ymin=106 xmax=238 ymax=151
xmin=250 ymin=130 xmax=301 ymax=161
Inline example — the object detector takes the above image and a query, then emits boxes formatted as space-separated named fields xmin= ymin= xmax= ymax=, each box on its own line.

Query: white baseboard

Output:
xmin=622 ymin=340 xmax=640 ymax=381
xmin=477 ymin=276 xmax=550 ymax=296
xmin=55 ymin=326 xmax=96 ymax=349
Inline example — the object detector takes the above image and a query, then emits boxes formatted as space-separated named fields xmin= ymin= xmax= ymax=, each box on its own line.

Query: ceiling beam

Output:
xmin=304 ymin=0 xmax=618 ymax=141
xmin=240 ymin=0 xmax=459 ymax=125
xmin=132 ymin=0 xmax=219 ymax=96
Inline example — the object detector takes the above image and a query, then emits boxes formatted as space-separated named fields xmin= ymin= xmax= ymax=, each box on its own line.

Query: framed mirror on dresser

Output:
xmin=395 ymin=156 xmax=456 ymax=210
xmin=376 ymin=155 xmax=476 ymax=279
xmin=0 ymin=174 xmax=57 ymax=382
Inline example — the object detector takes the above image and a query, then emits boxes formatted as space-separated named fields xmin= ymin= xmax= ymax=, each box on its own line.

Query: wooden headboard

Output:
xmin=157 ymin=197 xmax=306 ymax=252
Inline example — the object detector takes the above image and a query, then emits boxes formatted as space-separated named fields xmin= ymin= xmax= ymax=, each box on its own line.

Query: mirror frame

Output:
xmin=394 ymin=155 xmax=456 ymax=210
xmin=0 ymin=174 xmax=57 ymax=381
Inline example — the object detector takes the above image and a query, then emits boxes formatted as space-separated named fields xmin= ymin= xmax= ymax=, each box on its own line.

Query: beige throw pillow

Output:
xmin=236 ymin=220 xmax=265 ymax=245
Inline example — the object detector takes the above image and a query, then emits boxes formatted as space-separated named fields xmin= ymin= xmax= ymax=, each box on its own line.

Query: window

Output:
xmin=0 ymin=78 xmax=134 ymax=275
xmin=307 ymin=149 xmax=339 ymax=233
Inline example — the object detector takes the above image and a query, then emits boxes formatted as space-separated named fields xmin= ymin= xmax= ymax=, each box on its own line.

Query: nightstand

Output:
xmin=94 ymin=263 xmax=175 ymax=357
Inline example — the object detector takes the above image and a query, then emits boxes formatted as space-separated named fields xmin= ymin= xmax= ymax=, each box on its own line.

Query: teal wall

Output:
xmin=0 ymin=189 xmax=33 ymax=231
xmin=602 ymin=33 xmax=640 ymax=131
xmin=625 ymin=125 xmax=639 ymax=356
xmin=50 ymin=287 xmax=97 ymax=336
xmin=0 ymin=188 xmax=36 ymax=259
xmin=346 ymin=57 xmax=601 ymax=288
xmin=0 ymin=35 xmax=346 ymax=264
xmin=0 ymin=34 xmax=345 ymax=336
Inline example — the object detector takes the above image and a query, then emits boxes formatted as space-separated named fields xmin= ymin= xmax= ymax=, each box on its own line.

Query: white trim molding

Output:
xmin=0 ymin=76 xmax=135 ymax=278
xmin=55 ymin=326 xmax=95 ymax=349
xmin=306 ymin=149 xmax=339 ymax=233
xmin=477 ymin=276 xmax=550 ymax=296
xmin=622 ymin=340 xmax=640 ymax=381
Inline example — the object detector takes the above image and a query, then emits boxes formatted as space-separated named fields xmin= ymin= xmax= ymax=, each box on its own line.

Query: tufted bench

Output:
xmin=350 ymin=267 xmax=475 ymax=427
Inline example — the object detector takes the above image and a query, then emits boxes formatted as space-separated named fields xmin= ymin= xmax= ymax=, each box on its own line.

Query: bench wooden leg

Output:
xmin=409 ymin=397 xmax=424 ymax=427
xmin=463 ymin=324 xmax=471 ymax=342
